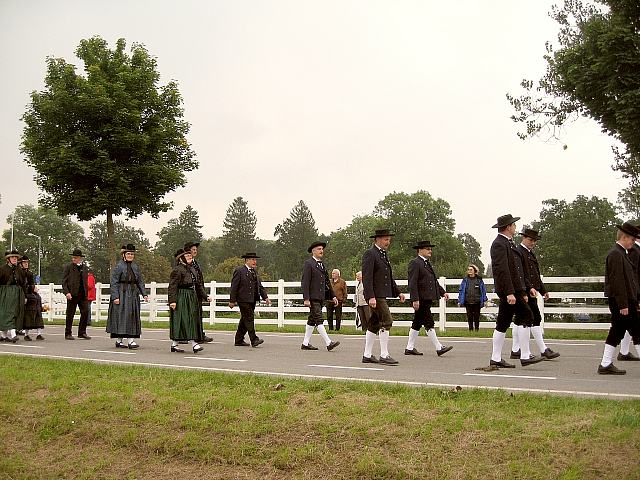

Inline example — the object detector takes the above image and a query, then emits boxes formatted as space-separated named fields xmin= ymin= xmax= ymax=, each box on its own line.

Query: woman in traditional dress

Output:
xmin=20 ymin=255 xmax=45 ymax=340
xmin=168 ymin=248 xmax=206 ymax=353
xmin=107 ymin=244 xmax=147 ymax=349
xmin=0 ymin=250 xmax=26 ymax=342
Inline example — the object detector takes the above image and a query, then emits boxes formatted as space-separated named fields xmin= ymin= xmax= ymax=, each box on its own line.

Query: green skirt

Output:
xmin=170 ymin=289 xmax=201 ymax=341
xmin=0 ymin=285 xmax=25 ymax=331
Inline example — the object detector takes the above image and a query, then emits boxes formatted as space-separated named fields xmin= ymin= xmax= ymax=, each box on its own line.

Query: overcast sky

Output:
xmin=0 ymin=0 xmax=624 ymax=265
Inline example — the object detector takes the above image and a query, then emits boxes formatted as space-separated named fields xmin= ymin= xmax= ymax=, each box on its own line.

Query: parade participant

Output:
xmin=458 ymin=264 xmax=488 ymax=331
xmin=107 ymin=244 xmax=148 ymax=349
xmin=405 ymin=240 xmax=453 ymax=357
xmin=0 ymin=250 xmax=26 ymax=342
xmin=617 ymin=227 xmax=640 ymax=362
xmin=361 ymin=229 xmax=406 ymax=365
xmin=184 ymin=242 xmax=213 ymax=343
xmin=20 ymin=256 xmax=44 ymax=341
xmin=168 ymin=248 xmax=207 ymax=353
xmin=598 ymin=222 xmax=640 ymax=374
xmin=354 ymin=271 xmax=369 ymax=331
xmin=229 ymin=252 xmax=270 ymax=347
xmin=62 ymin=248 xmax=90 ymax=340
xmin=489 ymin=215 xmax=543 ymax=368
xmin=326 ymin=269 xmax=347 ymax=331
xmin=300 ymin=241 xmax=340 ymax=352
xmin=516 ymin=229 xmax=560 ymax=360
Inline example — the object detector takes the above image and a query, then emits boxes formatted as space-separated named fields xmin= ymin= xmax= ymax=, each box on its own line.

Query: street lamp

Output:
xmin=26 ymin=232 xmax=41 ymax=283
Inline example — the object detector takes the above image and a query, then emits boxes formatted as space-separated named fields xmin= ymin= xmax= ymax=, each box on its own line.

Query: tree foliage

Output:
xmin=222 ymin=196 xmax=257 ymax=256
xmin=2 ymin=205 xmax=85 ymax=284
xmin=21 ymin=36 xmax=197 ymax=265
xmin=507 ymin=1 xmax=640 ymax=210
xmin=154 ymin=205 xmax=203 ymax=263
xmin=457 ymin=233 xmax=485 ymax=275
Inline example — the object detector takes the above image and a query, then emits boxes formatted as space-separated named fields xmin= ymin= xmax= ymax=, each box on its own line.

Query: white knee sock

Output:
xmin=24 ymin=329 xmax=30 ymax=336
xmin=620 ymin=331 xmax=631 ymax=355
xmin=427 ymin=328 xmax=443 ymax=350
xmin=171 ymin=340 xmax=178 ymax=347
xmin=531 ymin=326 xmax=547 ymax=353
xmin=118 ymin=337 xmax=123 ymax=343
xmin=491 ymin=330 xmax=506 ymax=362
xmin=37 ymin=328 xmax=43 ymax=335
xmin=1 ymin=330 xmax=6 ymax=339
xmin=364 ymin=330 xmax=376 ymax=357
xmin=634 ymin=342 xmax=640 ymax=358
xmin=601 ymin=344 xmax=615 ymax=367
xmin=406 ymin=328 xmax=420 ymax=350
xmin=379 ymin=329 xmax=390 ymax=358
xmin=519 ymin=327 xmax=532 ymax=359
xmin=9 ymin=329 xmax=16 ymax=338
xmin=511 ymin=324 xmax=520 ymax=353
xmin=302 ymin=325 xmax=314 ymax=346
xmin=317 ymin=324 xmax=331 ymax=346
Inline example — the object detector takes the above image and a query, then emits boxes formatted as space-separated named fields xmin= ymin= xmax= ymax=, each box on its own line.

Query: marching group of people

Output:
xmin=2 ymin=213 xmax=639 ymax=375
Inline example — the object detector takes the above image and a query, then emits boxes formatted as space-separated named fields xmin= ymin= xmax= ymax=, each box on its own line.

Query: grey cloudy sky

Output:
xmin=0 ymin=0 xmax=624 ymax=265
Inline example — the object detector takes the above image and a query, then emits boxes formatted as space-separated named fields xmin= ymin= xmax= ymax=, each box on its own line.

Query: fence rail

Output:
xmin=37 ymin=275 xmax=611 ymax=331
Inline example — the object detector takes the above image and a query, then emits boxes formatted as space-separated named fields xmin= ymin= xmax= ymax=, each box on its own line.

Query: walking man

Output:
xmin=617 ymin=226 xmax=640 ymax=362
xmin=326 ymin=269 xmax=347 ymax=331
xmin=62 ymin=248 xmax=91 ymax=340
xmin=489 ymin=215 xmax=543 ymax=368
xmin=405 ymin=240 xmax=453 ymax=357
xmin=300 ymin=241 xmax=340 ymax=351
xmin=229 ymin=252 xmax=270 ymax=347
xmin=598 ymin=222 xmax=640 ymax=374
xmin=361 ymin=229 xmax=406 ymax=365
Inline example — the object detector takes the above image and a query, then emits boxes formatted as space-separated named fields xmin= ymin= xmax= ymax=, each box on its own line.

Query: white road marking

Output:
xmin=308 ymin=364 xmax=384 ymax=371
xmin=1 ymin=344 xmax=44 ymax=349
xmin=447 ymin=340 xmax=487 ymax=344
xmin=83 ymin=349 xmax=136 ymax=355
xmin=546 ymin=342 xmax=596 ymax=346
xmin=186 ymin=357 xmax=247 ymax=363
xmin=465 ymin=373 xmax=557 ymax=380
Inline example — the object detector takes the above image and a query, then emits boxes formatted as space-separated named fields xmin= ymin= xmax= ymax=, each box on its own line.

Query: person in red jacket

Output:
xmin=87 ymin=271 xmax=96 ymax=325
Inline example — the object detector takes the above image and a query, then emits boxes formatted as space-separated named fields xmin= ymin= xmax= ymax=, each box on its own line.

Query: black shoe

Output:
xmin=17 ymin=330 xmax=25 ymax=335
xmin=301 ymin=343 xmax=318 ymax=350
xmin=598 ymin=363 xmax=626 ymax=375
xmin=436 ymin=345 xmax=453 ymax=357
xmin=379 ymin=355 xmax=399 ymax=365
xmin=617 ymin=352 xmax=640 ymax=361
xmin=251 ymin=338 xmax=264 ymax=348
xmin=78 ymin=333 xmax=91 ymax=340
xmin=24 ymin=335 xmax=32 ymax=341
xmin=192 ymin=344 xmax=203 ymax=353
xmin=404 ymin=348 xmax=423 ymax=356
xmin=490 ymin=359 xmax=515 ymax=368
xmin=509 ymin=350 xmax=521 ymax=359
xmin=327 ymin=341 xmax=340 ymax=351
xmin=128 ymin=342 xmax=139 ymax=349
xmin=115 ymin=341 xmax=127 ymax=349
xmin=362 ymin=355 xmax=379 ymax=364
xmin=235 ymin=341 xmax=250 ymax=347
xmin=201 ymin=335 xmax=214 ymax=343
xmin=171 ymin=345 xmax=184 ymax=353
xmin=541 ymin=348 xmax=560 ymax=360
xmin=65 ymin=334 xmax=75 ymax=340
xmin=9 ymin=336 xmax=18 ymax=343
xmin=521 ymin=355 xmax=544 ymax=366
xmin=36 ymin=335 xmax=44 ymax=341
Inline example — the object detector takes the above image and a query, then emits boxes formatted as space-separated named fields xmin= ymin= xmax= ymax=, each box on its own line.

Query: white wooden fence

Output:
xmin=37 ymin=276 xmax=611 ymax=331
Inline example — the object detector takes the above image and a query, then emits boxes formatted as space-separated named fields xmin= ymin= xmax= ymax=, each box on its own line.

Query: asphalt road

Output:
xmin=1 ymin=325 xmax=639 ymax=399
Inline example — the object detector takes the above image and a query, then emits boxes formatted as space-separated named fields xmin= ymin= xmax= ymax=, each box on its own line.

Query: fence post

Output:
xmin=538 ymin=277 xmax=545 ymax=329
xmin=94 ymin=282 xmax=102 ymax=323
xmin=277 ymin=279 xmax=285 ymax=328
xmin=438 ymin=276 xmax=447 ymax=332
xmin=47 ymin=283 xmax=54 ymax=322
xmin=148 ymin=282 xmax=157 ymax=323
xmin=210 ymin=281 xmax=217 ymax=325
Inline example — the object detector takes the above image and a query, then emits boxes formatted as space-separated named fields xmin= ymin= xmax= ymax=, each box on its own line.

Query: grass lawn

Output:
xmin=0 ymin=356 xmax=638 ymax=479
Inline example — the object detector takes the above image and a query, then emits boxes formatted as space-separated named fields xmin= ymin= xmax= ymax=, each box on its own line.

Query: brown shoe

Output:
xmin=436 ymin=345 xmax=453 ymax=356
xmin=404 ymin=348 xmax=423 ymax=356
xmin=65 ymin=334 xmax=75 ymax=340
xmin=490 ymin=359 xmax=515 ymax=368
xmin=78 ymin=333 xmax=91 ymax=340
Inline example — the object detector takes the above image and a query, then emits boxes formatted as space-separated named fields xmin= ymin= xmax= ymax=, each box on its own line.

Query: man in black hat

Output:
xmin=489 ymin=215 xmax=543 ymax=368
xmin=617 ymin=223 xmax=640 ymax=362
xmin=598 ymin=222 xmax=640 ymax=374
xmin=184 ymin=242 xmax=213 ymax=343
xmin=516 ymin=228 xmax=560 ymax=360
xmin=62 ymin=248 xmax=90 ymax=340
xmin=361 ymin=229 xmax=406 ymax=365
xmin=229 ymin=252 xmax=270 ymax=347
xmin=404 ymin=240 xmax=453 ymax=357
xmin=300 ymin=241 xmax=340 ymax=351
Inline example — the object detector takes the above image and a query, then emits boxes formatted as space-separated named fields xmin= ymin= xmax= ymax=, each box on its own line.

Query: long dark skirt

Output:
xmin=107 ymin=284 xmax=142 ymax=338
xmin=170 ymin=289 xmax=200 ymax=341
xmin=0 ymin=285 xmax=25 ymax=331
xmin=23 ymin=292 xmax=44 ymax=329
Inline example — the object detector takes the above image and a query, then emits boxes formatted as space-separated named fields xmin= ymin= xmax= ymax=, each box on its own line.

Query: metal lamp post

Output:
xmin=26 ymin=232 xmax=41 ymax=283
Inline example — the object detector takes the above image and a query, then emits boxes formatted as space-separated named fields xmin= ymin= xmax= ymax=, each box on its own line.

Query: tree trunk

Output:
xmin=106 ymin=209 xmax=117 ymax=270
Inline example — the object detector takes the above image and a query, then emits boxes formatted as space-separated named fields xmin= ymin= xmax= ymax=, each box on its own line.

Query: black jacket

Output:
xmin=62 ymin=262 xmax=88 ymax=297
xmin=168 ymin=263 xmax=207 ymax=304
xmin=490 ymin=234 xmax=527 ymax=296
xmin=0 ymin=263 xmax=27 ymax=292
xmin=604 ymin=243 xmax=639 ymax=309
xmin=362 ymin=245 xmax=401 ymax=300
xmin=301 ymin=257 xmax=334 ymax=301
xmin=230 ymin=265 xmax=268 ymax=303
xmin=517 ymin=244 xmax=547 ymax=295
xmin=408 ymin=256 xmax=445 ymax=301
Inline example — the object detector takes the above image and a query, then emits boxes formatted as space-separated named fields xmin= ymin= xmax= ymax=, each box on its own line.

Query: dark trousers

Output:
xmin=235 ymin=302 xmax=258 ymax=344
xmin=527 ymin=296 xmax=542 ymax=326
xmin=495 ymin=294 xmax=533 ymax=333
xmin=605 ymin=298 xmax=640 ymax=347
xmin=411 ymin=299 xmax=435 ymax=331
xmin=465 ymin=303 xmax=481 ymax=330
xmin=307 ymin=300 xmax=324 ymax=326
xmin=326 ymin=301 xmax=343 ymax=330
xmin=65 ymin=295 xmax=89 ymax=336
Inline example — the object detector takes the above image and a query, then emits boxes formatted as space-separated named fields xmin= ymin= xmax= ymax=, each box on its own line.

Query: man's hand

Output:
xmin=304 ymin=299 xmax=310 ymax=307
xmin=399 ymin=293 xmax=406 ymax=303
xmin=65 ymin=293 xmax=72 ymax=300
xmin=543 ymin=292 xmax=549 ymax=300
xmin=114 ymin=298 xmax=120 ymax=305
xmin=265 ymin=298 xmax=272 ymax=306
xmin=143 ymin=295 xmax=149 ymax=302
xmin=412 ymin=300 xmax=420 ymax=310
xmin=368 ymin=298 xmax=377 ymax=309
xmin=529 ymin=288 xmax=537 ymax=297
xmin=228 ymin=302 xmax=236 ymax=309
xmin=169 ymin=302 xmax=177 ymax=310
xmin=443 ymin=293 xmax=449 ymax=301
xmin=507 ymin=294 xmax=516 ymax=305
xmin=620 ymin=308 xmax=629 ymax=315
xmin=333 ymin=297 xmax=338 ymax=306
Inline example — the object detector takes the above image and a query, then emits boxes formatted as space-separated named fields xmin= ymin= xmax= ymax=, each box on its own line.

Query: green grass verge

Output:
xmin=0 ymin=356 xmax=638 ymax=479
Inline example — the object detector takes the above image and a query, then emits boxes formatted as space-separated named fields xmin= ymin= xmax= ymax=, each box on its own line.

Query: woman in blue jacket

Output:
xmin=458 ymin=264 xmax=487 ymax=331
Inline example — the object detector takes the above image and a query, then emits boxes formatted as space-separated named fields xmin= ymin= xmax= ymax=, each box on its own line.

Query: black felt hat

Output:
xmin=519 ymin=228 xmax=541 ymax=240
xmin=369 ymin=229 xmax=395 ymax=238
xmin=69 ymin=248 xmax=85 ymax=257
xmin=5 ymin=250 xmax=21 ymax=259
xmin=412 ymin=240 xmax=436 ymax=249
xmin=241 ymin=252 xmax=260 ymax=259
xmin=492 ymin=214 xmax=520 ymax=229
xmin=184 ymin=241 xmax=200 ymax=250
xmin=120 ymin=244 xmax=136 ymax=253
xmin=617 ymin=222 xmax=640 ymax=238
xmin=307 ymin=241 xmax=327 ymax=253
xmin=174 ymin=248 xmax=189 ymax=260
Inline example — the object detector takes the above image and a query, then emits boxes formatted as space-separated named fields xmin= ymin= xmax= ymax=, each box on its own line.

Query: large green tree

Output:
xmin=221 ymin=196 xmax=257 ymax=256
xmin=457 ymin=233 xmax=485 ymax=275
xmin=21 ymin=36 xmax=196 ymax=267
xmin=154 ymin=205 xmax=203 ymax=264
xmin=2 ymin=205 xmax=85 ymax=284
xmin=507 ymin=1 xmax=640 ymax=212
xmin=527 ymin=195 xmax=620 ymax=276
